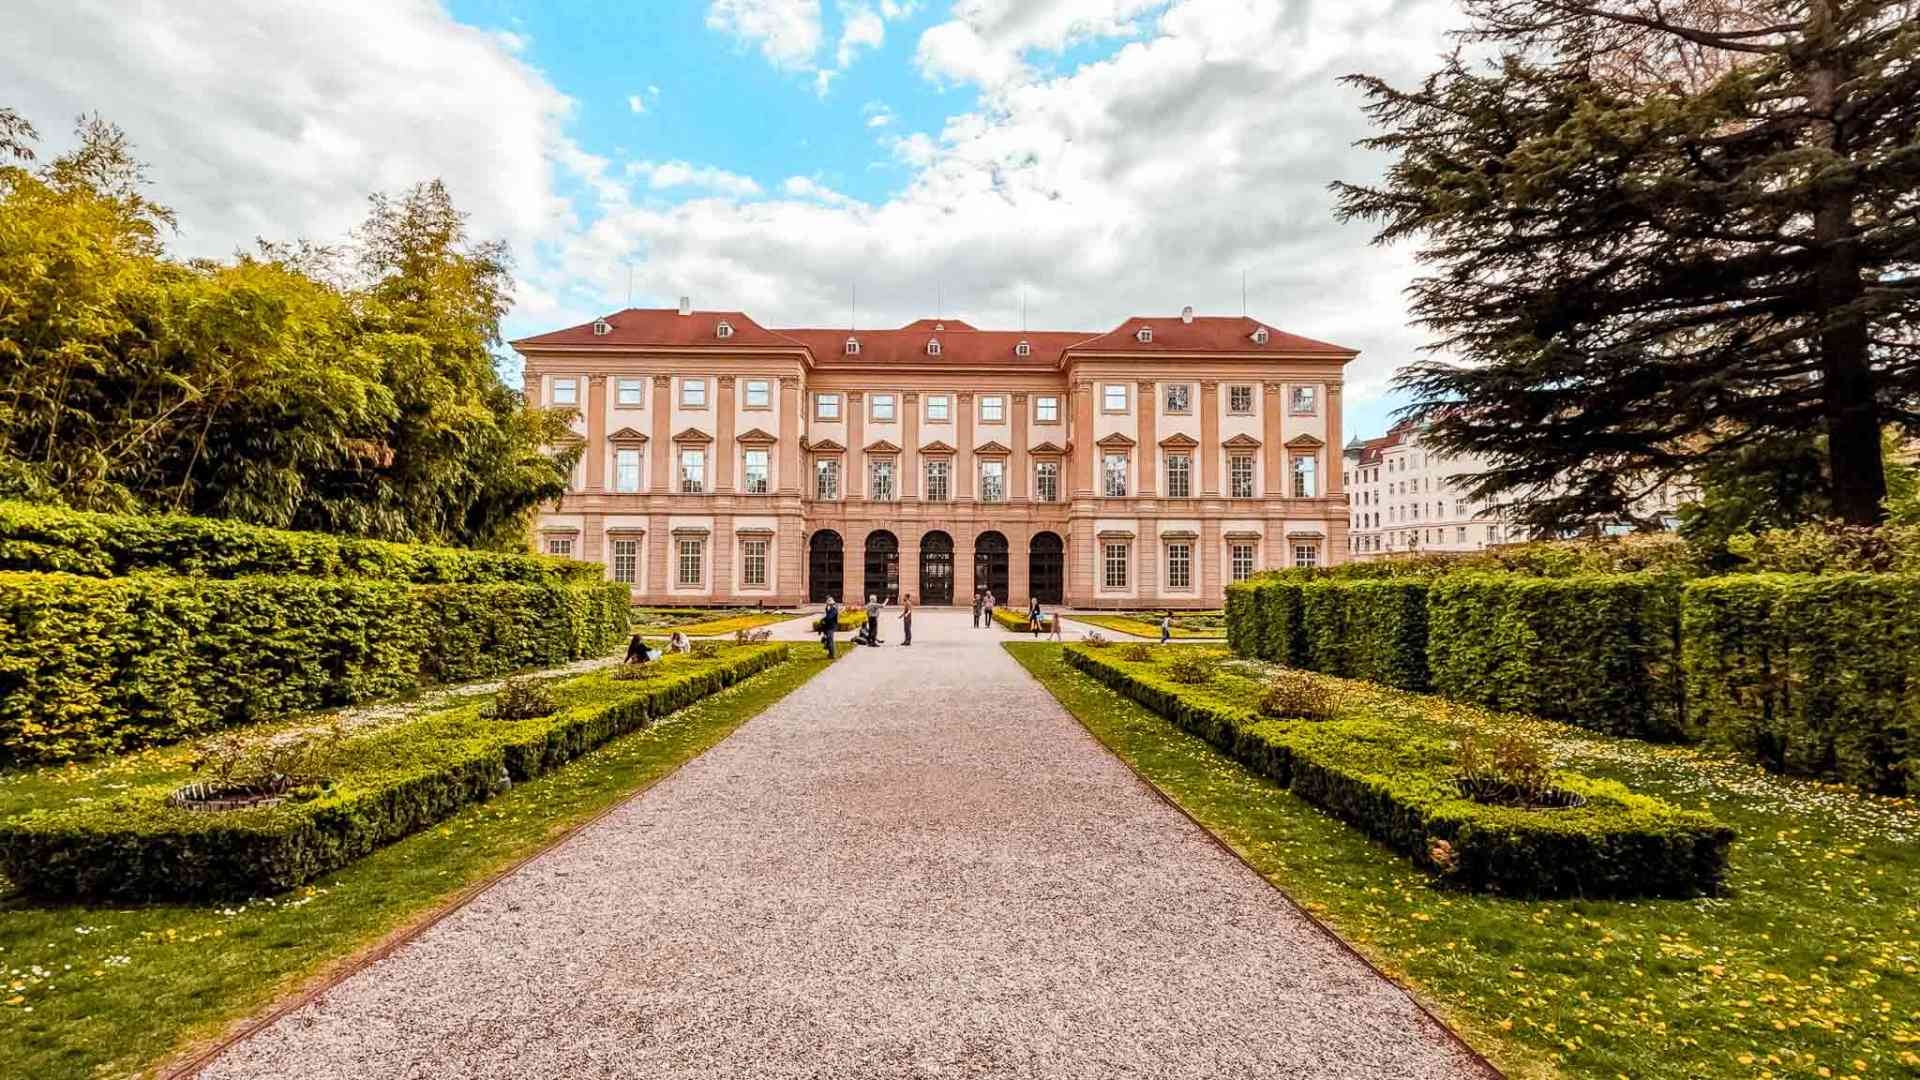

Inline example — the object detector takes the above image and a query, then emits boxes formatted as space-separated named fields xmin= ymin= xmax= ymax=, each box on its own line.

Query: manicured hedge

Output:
xmin=0 ymin=573 xmax=630 ymax=764
xmin=989 ymin=607 xmax=1051 ymax=632
xmin=1427 ymin=573 xmax=1685 ymax=739
xmin=1063 ymin=645 xmax=1733 ymax=898
xmin=0 ymin=500 xmax=595 ymax=584
xmin=1683 ymin=574 xmax=1920 ymax=794
xmin=810 ymin=609 xmax=869 ymax=634
xmin=0 ymin=644 xmax=790 ymax=901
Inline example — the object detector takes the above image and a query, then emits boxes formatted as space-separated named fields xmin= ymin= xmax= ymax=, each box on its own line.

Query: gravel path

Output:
xmin=200 ymin=609 xmax=1490 ymax=1080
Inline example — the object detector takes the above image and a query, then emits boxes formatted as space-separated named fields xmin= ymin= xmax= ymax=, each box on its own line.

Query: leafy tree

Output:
xmin=1336 ymin=0 xmax=1920 ymax=530
xmin=0 ymin=110 xmax=574 ymax=549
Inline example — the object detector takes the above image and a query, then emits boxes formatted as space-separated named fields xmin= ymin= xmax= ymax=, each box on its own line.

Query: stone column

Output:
xmin=1263 ymin=382 xmax=1285 ymax=500
xmin=954 ymin=521 xmax=976 ymax=606
xmin=1009 ymin=521 xmax=1030 ymax=606
xmin=902 ymin=392 xmax=920 ymax=500
xmin=1137 ymin=530 xmax=1157 ymax=606
xmin=712 ymin=519 xmax=734 ymax=603
xmin=1067 ymin=518 xmax=1094 ymax=606
xmin=847 ymin=391 xmax=865 ymax=501
xmin=1071 ymin=379 xmax=1095 ymax=496
xmin=1201 ymin=519 xmax=1223 ymax=606
xmin=1136 ymin=380 xmax=1157 ymax=498
xmin=1200 ymin=380 xmax=1220 ymax=496
xmin=1325 ymin=382 xmax=1344 ymax=496
xmin=585 ymin=374 xmax=608 ymax=492
xmin=778 ymin=376 xmax=801 ymax=495
xmin=956 ymin=392 xmax=975 ymax=500
xmin=899 ymin=530 xmax=921 ymax=606
xmin=1011 ymin=393 xmax=1029 ymax=501
xmin=650 ymin=375 xmax=672 ymax=492
xmin=647 ymin=527 xmax=669 ymax=607
xmin=715 ymin=376 xmax=736 ymax=492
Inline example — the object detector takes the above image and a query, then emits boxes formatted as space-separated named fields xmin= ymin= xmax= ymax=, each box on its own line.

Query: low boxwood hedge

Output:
xmin=0 ymin=500 xmax=595 ymax=584
xmin=1682 ymin=573 xmax=1920 ymax=794
xmin=1062 ymin=644 xmax=1732 ymax=898
xmin=0 ymin=572 xmax=630 ymax=764
xmin=810 ymin=609 xmax=869 ymax=634
xmin=989 ymin=607 xmax=1051 ymax=632
xmin=0 ymin=643 xmax=789 ymax=901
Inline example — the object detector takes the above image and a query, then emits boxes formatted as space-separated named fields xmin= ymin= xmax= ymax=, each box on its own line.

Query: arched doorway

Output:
xmin=919 ymin=530 xmax=954 ymax=605
xmin=974 ymin=531 xmax=1009 ymax=604
xmin=1029 ymin=531 xmax=1064 ymax=605
xmin=863 ymin=530 xmax=900 ymax=604
xmin=808 ymin=530 xmax=844 ymax=603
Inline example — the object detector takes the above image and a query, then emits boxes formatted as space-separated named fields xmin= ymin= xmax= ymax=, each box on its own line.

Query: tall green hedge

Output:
xmin=1683 ymin=574 xmax=1919 ymax=794
xmin=1343 ymin=580 xmax=1430 ymax=690
xmin=0 ymin=573 xmax=629 ymax=764
xmin=1227 ymin=578 xmax=1428 ymax=691
xmin=1426 ymin=573 xmax=1685 ymax=739
xmin=0 ymin=500 xmax=595 ymax=584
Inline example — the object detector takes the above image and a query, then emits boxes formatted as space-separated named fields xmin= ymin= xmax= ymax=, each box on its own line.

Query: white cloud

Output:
xmin=834 ymin=2 xmax=888 ymax=68
xmin=626 ymin=94 xmax=647 ymax=114
xmin=783 ymin=175 xmax=863 ymax=208
xmin=863 ymin=101 xmax=896 ymax=128
xmin=705 ymin=0 xmax=823 ymax=70
xmin=916 ymin=0 xmax=1165 ymax=90
xmin=627 ymin=160 xmax=764 ymax=198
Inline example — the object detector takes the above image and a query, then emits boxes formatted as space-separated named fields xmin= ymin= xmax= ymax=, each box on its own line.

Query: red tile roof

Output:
xmin=778 ymin=327 xmax=1094 ymax=368
xmin=1069 ymin=315 xmax=1354 ymax=356
xmin=511 ymin=308 xmax=801 ymax=349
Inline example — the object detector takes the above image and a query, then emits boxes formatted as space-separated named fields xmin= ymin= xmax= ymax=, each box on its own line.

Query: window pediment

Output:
xmin=1222 ymin=433 xmax=1263 ymax=450
xmin=1096 ymin=529 xmax=1136 ymax=541
xmin=805 ymin=438 xmax=846 ymax=453
xmin=1094 ymin=432 xmax=1137 ymax=450
xmin=1157 ymin=432 xmax=1199 ymax=450
xmin=973 ymin=440 xmax=1012 ymax=457
xmin=735 ymin=427 xmax=779 ymax=445
xmin=1160 ymin=529 xmax=1200 ymax=540
xmin=919 ymin=439 xmax=957 ymax=456
xmin=1028 ymin=440 xmax=1068 ymax=456
xmin=609 ymin=426 xmax=649 ymax=447
xmin=863 ymin=438 xmax=902 ymax=455
xmin=1285 ymin=433 xmax=1326 ymax=449
xmin=672 ymin=427 xmax=714 ymax=445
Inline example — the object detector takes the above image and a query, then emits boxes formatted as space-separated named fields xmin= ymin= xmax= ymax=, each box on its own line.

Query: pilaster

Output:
xmin=585 ymin=375 xmax=608 ymax=492
xmin=848 ymin=390 xmax=865 ymax=500
xmin=902 ymin=391 xmax=920 ymax=500
xmin=956 ymin=392 xmax=975 ymax=500
xmin=715 ymin=376 xmax=736 ymax=492
xmin=1136 ymin=380 xmax=1157 ymax=498
xmin=1012 ymin=393 xmax=1030 ymax=501
xmin=778 ymin=376 xmax=801 ymax=495
xmin=1263 ymin=382 xmax=1285 ymax=500
xmin=1200 ymin=380 xmax=1220 ymax=496
xmin=650 ymin=375 xmax=672 ymax=492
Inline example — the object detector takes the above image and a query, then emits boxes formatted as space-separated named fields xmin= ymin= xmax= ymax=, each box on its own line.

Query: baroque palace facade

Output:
xmin=515 ymin=302 xmax=1353 ymax=609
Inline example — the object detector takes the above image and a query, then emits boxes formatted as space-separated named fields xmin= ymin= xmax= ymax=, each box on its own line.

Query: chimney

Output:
xmin=1181 ymin=305 xmax=1194 ymax=324
xmin=677 ymin=295 xmax=692 ymax=316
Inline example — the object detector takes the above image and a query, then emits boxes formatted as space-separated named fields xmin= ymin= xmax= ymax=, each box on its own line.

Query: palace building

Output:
xmin=514 ymin=301 xmax=1354 ymax=609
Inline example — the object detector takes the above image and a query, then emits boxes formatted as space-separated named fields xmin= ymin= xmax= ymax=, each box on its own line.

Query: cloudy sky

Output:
xmin=1 ymin=0 xmax=1468 ymax=439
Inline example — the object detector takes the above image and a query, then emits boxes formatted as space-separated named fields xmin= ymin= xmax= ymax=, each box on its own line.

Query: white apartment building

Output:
xmin=1343 ymin=420 xmax=1512 ymax=558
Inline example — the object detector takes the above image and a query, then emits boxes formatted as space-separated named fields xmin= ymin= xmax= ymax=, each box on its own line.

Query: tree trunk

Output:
xmin=1806 ymin=0 xmax=1886 ymax=525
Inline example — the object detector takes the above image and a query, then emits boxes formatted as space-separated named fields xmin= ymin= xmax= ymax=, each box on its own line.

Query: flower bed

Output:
xmin=670 ymin=612 xmax=797 ymax=636
xmin=0 ymin=572 xmax=630 ymax=764
xmin=1062 ymin=644 xmax=1733 ymax=898
xmin=0 ymin=643 xmax=789 ymax=901
xmin=1064 ymin=613 xmax=1215 ymax=638
xmin=809 ymin=609 xmax=869 ymax=634
xmin=989 ymin=607 xmax=1051 ymax=632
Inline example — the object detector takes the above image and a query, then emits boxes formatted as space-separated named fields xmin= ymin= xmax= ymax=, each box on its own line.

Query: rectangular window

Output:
xmin=1164 ymin=384 xmax=1191 ymax=414
xmin=611 ymin=538 xmax=638 ymax=583
xmin=870 ymin=393 xmax=895 ymax=422
xmin=546 ymin=537 xmax=573 ymax=557
xmin=1166 ymin=542 xmax=1192 ymax=589
xmin=743 ymin=448 xmax=769 ymax=494
xmin=1290 ymin=385 xmax=1318 ymax=414
xmin=814 ymin=393 xmax=841 ymax=420
xmin=1165 ymin=454 xmax=1191 ymax=498
xmin=1230 ymin=455 xmax=1256 ymax=499
xmin=979 ymin=460 xmax=1005 ymax=502
xmin=1103 ymin=542 xmax=1130 ymax=589
xmin=815 ymin=457 xmax=840 ymax=500
xmin=552 ymin=377 xmax=578 ymax=406
xmin=1035 ymin=396 xmax=1059 ymax=423
xmin=1457 ymin=526 xmax=1468 ymax=543
xmin=677 ymin=539 xmax=704 ymax=586
xmin=679 ymin=448 xmax=705 ymax=493
xmin=615 ymin=378 xmax=643 ymax=407
xmin=979 ymin=395 xmax=1005 ymax=423
xmin=924 ymin=459 xmax=950 ymax=501
xmin=1292 ymin=455 xmax=1318 ymax=498
xmin=614 ymin=448 xmax=642 ymax=492
xmin=926 ymin=394 xmax=950 ymax=422
xmin=869 ymin=458 xmax=895 ymax=501
xmin=1102 ymin=383 xmax=1127 ymax=413
xmin=1230 ymin=542 xmax=1256 ymax=582
xmin=744 ymin=379 xmax=771 ymax=408
xmin=680 ymin=379 xmax=707 ymax=408
xmin=1035 ymin=460 xmax=1059 ymax=502
xmin=1228 ymin=385 xmax=1254 ymax=414
xmin=1103 ymin=453 xmax=1128 ymax=497
xmin=1294 ymin=543 xmax=1319 ymax=569
xmin=741 ymin=539 xmax=768 ymax=587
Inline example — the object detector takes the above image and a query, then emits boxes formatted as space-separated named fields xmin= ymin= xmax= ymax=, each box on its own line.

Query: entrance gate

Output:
xmin=1029 ymin=531 xmax=1064 ymax=604
xmin=808 ymin=530 xmax=844 ymax=603
xmin=919 ymin=530 xmax=954 ymax=605
xmin=864 ymin=530 xmax=900 ymax=604
xmin=974 ymin=531 xmax=1009 ymax=603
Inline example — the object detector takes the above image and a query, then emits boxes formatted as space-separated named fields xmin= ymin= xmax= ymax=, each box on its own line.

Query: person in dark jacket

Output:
xmin=899 ymin=594 xmax=914 ymax=646
xmin=821 ymin=598 xmax=839 ymax=658
xmin=624 ymin=633 xmax=652 ymax=665
xmin=1029 ymin=597 xmax=1043 ymax=639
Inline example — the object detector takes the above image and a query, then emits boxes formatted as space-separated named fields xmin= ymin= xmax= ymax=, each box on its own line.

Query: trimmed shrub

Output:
xmin=0 ymin=644 xmax=789 ymax=900
xmin=1299 ymin=580 xmax=1353 ymax=676
xmin=1259 ymin=669 xmax=1340 ymax=722
xmin=1118 ymin=643 xmax=1156 ymax=663
xmin=0 ymin=500 xmax=594 ymax=585
xmin=1064 ymin=645 xmax=1732 ymax=898
xmin=1255 ymin=579 xmax=1305 ymax=664
xmin=1425 ymin=573 xmax=1685 ymax=740
xmin=0 ymin=573 xmax=630 ymax=764
xmin=1164 ymin=652 xmax=1216 ymax=684
xmin=989 ymin=606 xmax=1045 ymax=632
xmin=1223 ymin=579 xmax=1264 ymax=657
xmin=810 ymin=609 xmax=869 ymax=634
xmin=1683 ymin=574 xmax=1920 ymax=794
xmin=481 ymin=677 xmax=560 ymax=721
xmin=1341 ymin=580 xmax=1430 ymax=690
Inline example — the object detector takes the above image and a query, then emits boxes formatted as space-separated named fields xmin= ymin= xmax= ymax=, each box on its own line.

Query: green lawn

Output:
xmin=0 ymin=651 xmax=837 ymax=1078
xmin=1064 ymin=613 xmax=1220 ymax=638
xmin=1006 ymin=642 xmax=1920 ymax=1080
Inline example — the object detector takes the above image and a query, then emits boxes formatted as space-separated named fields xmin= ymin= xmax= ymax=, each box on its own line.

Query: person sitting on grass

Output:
xmin=668 ymin=630 xmax=691 ymax=654
xmin=624 ymin=633 xmax=652 ymax=665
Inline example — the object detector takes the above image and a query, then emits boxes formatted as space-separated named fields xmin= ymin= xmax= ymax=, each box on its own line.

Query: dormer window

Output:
xmin=1136 ymin=327 xmax=1153 ymax=343
xmin=716 ymin=320 xmax=734 ymax=339
xmin=591 ymin=318 xmax=612 ymax=336
xmin=1252 ymin=326 xmax=1270 ymax=345
xmin=845 ymin=337 xmax=860 ymax=355
xmin=927 ymin=338 xmax=941 ymax=357
xmin=1014 ymin=340 xmax=1031 ymax=357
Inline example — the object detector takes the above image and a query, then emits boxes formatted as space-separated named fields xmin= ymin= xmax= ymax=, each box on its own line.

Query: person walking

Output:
xmin=899 ymin=594 xmax=914 ymax=646
xmin=1049 ymin=606 xmax=1065 ymax=642
xmin=864 ymin=595 xmax=881 ymax=646
xmin=1160 ymin=611 xmax=1172 ymax=645
xmin=1029 ymin=596 xmax=1043 ymax=639
xmin=971 ymin=590 xmax=982 ymax=628
xmin=982 ymin=591 xmax=995 ymax=629
xmin=821 ymin=598 xmax=839 ymax=658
